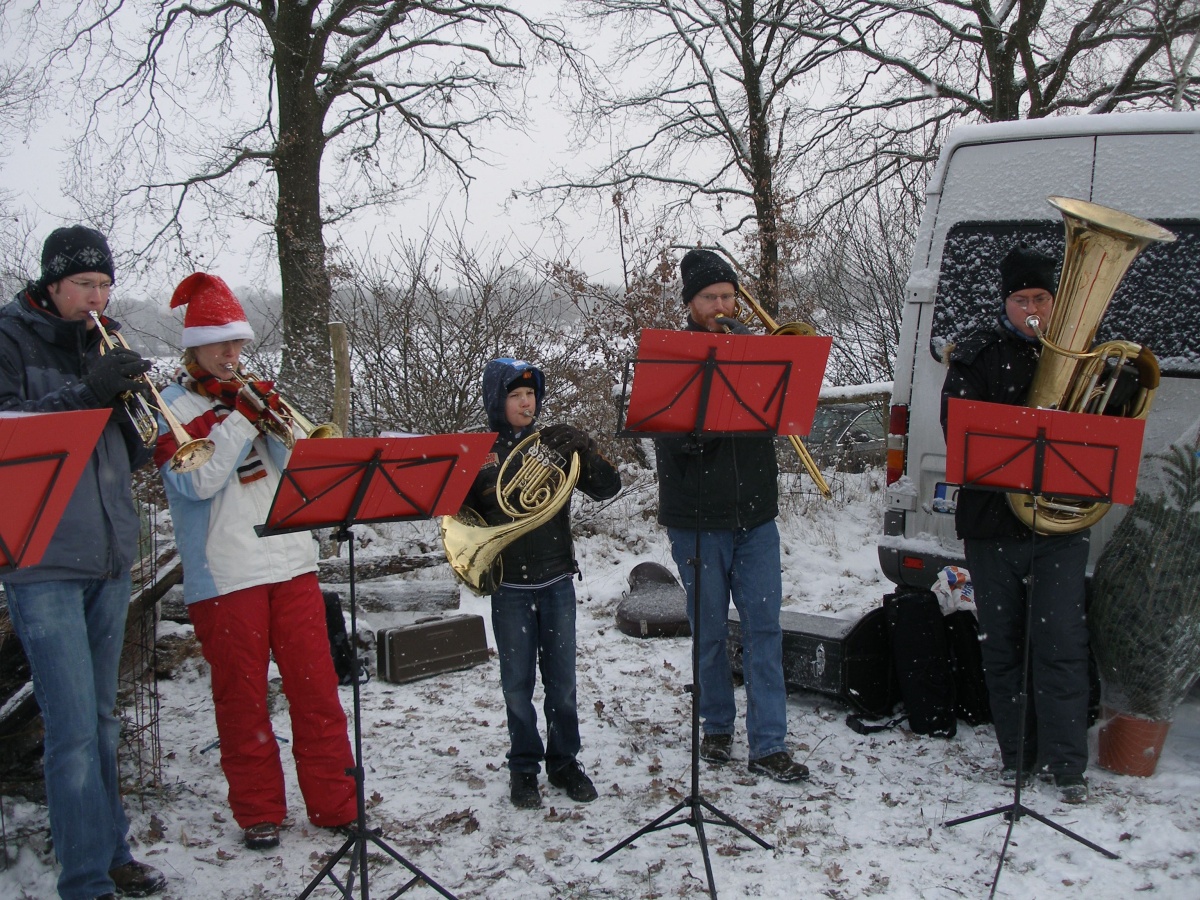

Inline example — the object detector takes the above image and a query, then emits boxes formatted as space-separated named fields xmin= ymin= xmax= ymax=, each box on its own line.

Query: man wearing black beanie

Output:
xmin=652 ymin=248 xmax=809 ymax=783
xmin=940 ymin=243 xmax=1092 ymax=805
xmin=0 ymin=227 xmax=166 ymax=898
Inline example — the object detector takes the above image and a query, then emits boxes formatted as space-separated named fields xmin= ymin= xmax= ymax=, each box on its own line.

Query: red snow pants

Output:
xmin=188 ymin=572 xmax=356 ymax=829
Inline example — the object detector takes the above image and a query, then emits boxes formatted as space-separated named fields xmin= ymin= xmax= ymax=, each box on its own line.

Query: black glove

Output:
xmin=83 ymin=347 xmax=151 ymax=406
xmin=714 ymin=316 xmax=752 ymax=335
xmin=540 ymin=423 xmax=591 ymax=456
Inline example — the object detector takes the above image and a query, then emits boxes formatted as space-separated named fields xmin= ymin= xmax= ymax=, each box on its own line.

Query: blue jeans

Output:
xmin=4 ymin=576 xmax=134 ymax=900
xmin=491 ymin=578 xmax=581 ymax=775
xmin=669 ymin=522 xmax=788 ymax=760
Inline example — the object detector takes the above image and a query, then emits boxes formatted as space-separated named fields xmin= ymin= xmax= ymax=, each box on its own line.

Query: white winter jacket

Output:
xmin=157 ymin=380 xmax=318 ymax=604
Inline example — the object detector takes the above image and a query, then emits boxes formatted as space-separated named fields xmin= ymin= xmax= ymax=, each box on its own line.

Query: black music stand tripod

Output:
xmin=597 ymin=336 xmax=823 ymax=898
xmin=941 ymin=405 xmax=1131 ymax=896
xmin=258 ymin=438 xmax=484 ymax=900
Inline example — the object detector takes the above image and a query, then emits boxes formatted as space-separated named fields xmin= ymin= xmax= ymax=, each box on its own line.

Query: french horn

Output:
xmin=440 ymin=429 xmax=580 ymax=595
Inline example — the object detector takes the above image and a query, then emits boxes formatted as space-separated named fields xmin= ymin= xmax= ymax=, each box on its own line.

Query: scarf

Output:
xmin=152 ymin=363 xmax=266 ymax=484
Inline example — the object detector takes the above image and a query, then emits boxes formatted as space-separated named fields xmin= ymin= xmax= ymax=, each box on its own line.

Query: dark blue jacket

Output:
xmin=0 ymin=287 xmax=151 ymax=583
xmin=464 ymin=358 xmax=621 ymax=587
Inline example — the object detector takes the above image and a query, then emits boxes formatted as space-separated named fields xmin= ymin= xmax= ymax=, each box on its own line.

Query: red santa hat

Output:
xmin=170 ymin=272 xmax=256 ymax=348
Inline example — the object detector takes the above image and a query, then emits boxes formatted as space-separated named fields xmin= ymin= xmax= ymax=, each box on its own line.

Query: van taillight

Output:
xmin=886 ymin=404 xmax=908 ymax=485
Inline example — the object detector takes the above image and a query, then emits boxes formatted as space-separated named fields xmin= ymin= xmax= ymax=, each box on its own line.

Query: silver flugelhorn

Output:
xmin=88 ymin=311 xmax=214 ymax=472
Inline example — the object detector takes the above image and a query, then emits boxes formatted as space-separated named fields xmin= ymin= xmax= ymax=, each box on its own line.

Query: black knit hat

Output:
xmin=506 ymin=369 xmax=540 ymax=394
xmin=39 ymin=226 xmax=115 ymax=289
xmin=999 ymin=245 xmax=1057 ymax=299
xmin=680 ymin=249 xmax=738 ymax=305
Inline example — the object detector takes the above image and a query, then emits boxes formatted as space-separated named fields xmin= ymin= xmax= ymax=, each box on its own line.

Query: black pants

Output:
xmin=964 ymin=531 xmax=1090 ymax=778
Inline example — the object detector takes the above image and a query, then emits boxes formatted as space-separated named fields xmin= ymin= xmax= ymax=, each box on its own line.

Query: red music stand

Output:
xmin=621 ymin=328 xmax=829 ymax=438
xmin=942 ymin=399 xmax=1133 ymax=892
xmin=0 ymin=410 xmax=111 ymax=575
xmin=267 ymin=432 xmax=495 ymax=900
xmin=600 ymin=328 xmax=828 ymax=899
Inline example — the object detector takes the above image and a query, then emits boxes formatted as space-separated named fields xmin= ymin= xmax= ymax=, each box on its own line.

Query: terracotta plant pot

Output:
xmin=1097 ymin=708 xmax=1172 ymax=777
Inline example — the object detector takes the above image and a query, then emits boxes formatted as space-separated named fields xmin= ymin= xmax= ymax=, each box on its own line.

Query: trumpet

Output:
xmin=223 ymin=365 xmax=342 ymax=448
xmin=88 ymin=311 xmax=214 ymax=472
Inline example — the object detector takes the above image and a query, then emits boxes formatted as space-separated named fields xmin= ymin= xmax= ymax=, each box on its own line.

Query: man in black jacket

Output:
xmin=654 ymin=249 xmax=809 ymax=783
xmin=0 ymin=226 xmax=167 ymax=898
xmin=463 ymin=358 xmax=622 ymax=809
xmin=941 ymin=245 xmax=1090 ymax=804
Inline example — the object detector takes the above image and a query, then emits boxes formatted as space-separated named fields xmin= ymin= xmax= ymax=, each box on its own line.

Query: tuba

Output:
xmin=1006 ymin=196 xmax=1176 ymax=534
xmin=88 ymin=312 xmax=214 ymax=472
xmin=440 ymin=430 xmax=580 ymax=595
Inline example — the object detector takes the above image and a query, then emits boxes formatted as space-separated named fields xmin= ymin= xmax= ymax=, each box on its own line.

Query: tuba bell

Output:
xmin=1006 ymin=196 xmax=1176 ymax=534
xmin=440 ymin=430 xmax=580 ymax=595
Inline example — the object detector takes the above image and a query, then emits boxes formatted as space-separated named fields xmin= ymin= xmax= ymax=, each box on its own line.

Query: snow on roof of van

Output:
xmin=929 ymin=111 xmax=1200 ymax=193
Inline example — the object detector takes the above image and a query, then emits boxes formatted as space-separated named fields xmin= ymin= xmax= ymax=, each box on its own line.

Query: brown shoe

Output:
xmin=748 ymin=751 xmax=810 ymax=783
xmin=108 ymin=859 xmax=166 ymax=897
xmin=243 ymin=821 xmax=281 ymax=850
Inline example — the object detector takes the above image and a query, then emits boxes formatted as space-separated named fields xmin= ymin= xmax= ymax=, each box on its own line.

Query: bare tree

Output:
xmin=335 ymin=231 xmax=583 ymax=438
xmin=45 ymin=1 xmax=578 ymax=413
xmin=548 ymin=0 xmax=835 ymax=315
xmin=0 ymin=0 xmax=45 ymax=290
xmin=799 ymin=181 xmax=918 ymax=386
xmin=794 ymin=0 xmax=1200 ymax=214
xmin=549 ymin=1 xmax=1197 ymax=314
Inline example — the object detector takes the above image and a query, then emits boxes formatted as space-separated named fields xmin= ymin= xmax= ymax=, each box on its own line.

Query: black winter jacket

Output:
xmin=463 ymin=358 xmax=622 ymax=588
xmin=940 ymin=318 xmax=1040 ymax=540
xmin=654 ymin=318 xmax=780 ymax=531
xmin=0 ymin=287 xmax=152 ymax=583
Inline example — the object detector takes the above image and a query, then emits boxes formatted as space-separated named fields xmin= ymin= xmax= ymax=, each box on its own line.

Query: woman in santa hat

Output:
xmin=154 ymin=273 xmax=356 ymax=850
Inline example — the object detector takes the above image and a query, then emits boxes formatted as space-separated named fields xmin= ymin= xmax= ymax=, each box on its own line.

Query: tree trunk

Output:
xmin=271 ymin=5 xmax=334 ymax=415
xmin=739 ymin=7 xmax=781 ymax=319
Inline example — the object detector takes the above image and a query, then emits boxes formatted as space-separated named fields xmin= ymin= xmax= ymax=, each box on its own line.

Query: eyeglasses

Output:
xmin=695 ymin=291 xmax=737 ymax=303
xmin=67 ymin=278 xmax=114 ymax=294
xmin=1006 ymin=293 xmax=1052 ymax=308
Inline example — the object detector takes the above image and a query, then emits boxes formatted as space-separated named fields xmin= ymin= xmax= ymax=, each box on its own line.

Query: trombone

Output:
xmin=88 ymin=311 xmax=214 ymax=472
xmin=707 ymin=257 xmax=833 ymax=499
xmin=223 ymin=365 xmax=342 ymax=449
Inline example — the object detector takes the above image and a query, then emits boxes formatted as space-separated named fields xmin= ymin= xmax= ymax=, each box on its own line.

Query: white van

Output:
xmin=879 ymin=111 xmax=1200 ymax=588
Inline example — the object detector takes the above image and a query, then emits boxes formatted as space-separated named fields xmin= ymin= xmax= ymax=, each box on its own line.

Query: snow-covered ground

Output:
xmin=2 ymin=466 xmax=1198 ymax=899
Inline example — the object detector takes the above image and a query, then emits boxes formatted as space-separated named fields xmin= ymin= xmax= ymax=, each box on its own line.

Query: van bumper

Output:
xmin=878 ymin=510 xmax=965 ymax=589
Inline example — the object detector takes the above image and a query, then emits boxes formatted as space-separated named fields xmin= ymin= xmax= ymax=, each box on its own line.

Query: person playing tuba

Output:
xmin=154 ymin=272 xmax=357 ymax=850
xmin=461 ymin=358 xmax=621 ymax=809
xmin=941 ymin=245 xmax=1092 ymax=803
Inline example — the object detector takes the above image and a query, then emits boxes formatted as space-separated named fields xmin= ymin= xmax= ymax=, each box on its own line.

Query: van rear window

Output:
xmin=930 ymin=220 xmax=1200 ymax=374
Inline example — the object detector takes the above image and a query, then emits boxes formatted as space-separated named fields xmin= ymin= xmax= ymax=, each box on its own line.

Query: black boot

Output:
xmin=510 ymin=771 xmax=542 ymax=809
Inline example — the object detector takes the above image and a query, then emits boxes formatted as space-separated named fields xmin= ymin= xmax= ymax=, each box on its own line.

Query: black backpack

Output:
xmin=885 ymin=586 xmax=957 ymax=737
xmin=323 ymin=590 xmax=365 ymax=686
xmin=846 ymin=586 xmax=990 ymax=738
xmin=944 ymin=609 xmax=991 ymax=727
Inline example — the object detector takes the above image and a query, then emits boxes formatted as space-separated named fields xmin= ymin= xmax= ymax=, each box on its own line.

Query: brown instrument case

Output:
xmin=376 ymin=613 xmax=489 ymax=684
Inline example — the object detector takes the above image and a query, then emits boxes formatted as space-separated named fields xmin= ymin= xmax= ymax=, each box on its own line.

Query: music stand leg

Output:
xmin=296 ymin=530 xmax=459 ymax=900
xmin=593 ymin=526 xmax=771 ymax=899
xmin=944 ymin=516 xmax=1117 ymax=898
